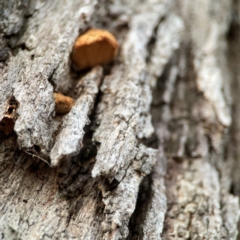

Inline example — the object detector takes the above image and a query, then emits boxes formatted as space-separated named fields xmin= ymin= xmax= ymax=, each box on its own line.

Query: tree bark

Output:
xmin=0 ymin=0 xmax=240 ymax=239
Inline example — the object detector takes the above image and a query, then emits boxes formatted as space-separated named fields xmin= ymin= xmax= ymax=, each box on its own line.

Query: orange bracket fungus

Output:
xmin=72 ymin=29 xmax=118 ymax=70
xmin=54 ymin=93 xmax=75 ymax=114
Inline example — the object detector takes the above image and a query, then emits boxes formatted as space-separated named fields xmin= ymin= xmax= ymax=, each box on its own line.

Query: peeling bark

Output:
xmin=0 ymin=0 xmax=240 ymax=239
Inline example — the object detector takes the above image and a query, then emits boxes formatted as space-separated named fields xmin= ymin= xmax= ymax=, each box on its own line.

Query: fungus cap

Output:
xmin=72 ymin=29 xmax=118 ymax=70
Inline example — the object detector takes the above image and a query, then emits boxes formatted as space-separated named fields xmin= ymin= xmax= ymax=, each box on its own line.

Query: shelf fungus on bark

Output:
xmin=72 ymin=29 xmax=118 ymax=70
xmin=54 ymin=93 xmax=75 ymax=114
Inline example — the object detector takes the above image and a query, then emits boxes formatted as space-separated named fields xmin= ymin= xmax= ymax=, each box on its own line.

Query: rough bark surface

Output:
xmin=0 ymin=0 xmax=240 ymax=239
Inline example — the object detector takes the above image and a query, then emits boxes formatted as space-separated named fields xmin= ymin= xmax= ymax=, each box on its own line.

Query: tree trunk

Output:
xmin=0 ymin=0 xmax=240 ymax=239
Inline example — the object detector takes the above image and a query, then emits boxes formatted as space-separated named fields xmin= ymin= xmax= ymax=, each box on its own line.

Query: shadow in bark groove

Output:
xmin=127 ymin=174 xmax=153 ymax=240
xmin=227 ymin=0 xmax=240 ymax=197
xmin=226 ymin=0 xmax=240 ymax=238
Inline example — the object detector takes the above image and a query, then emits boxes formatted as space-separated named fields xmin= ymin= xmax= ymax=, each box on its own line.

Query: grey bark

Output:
xmin=0 ymin=0 xmax=240 ymax=239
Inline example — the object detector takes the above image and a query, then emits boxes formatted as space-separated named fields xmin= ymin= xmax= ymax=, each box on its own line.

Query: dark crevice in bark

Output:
xmin=55 ymin=121 xmax=104 ymax=225
xmin=57 ymin=149 xmax=96 ymax=198
xmin=44 ymin=155 xmax=99 ymax=229
xmin=146 ymin=16 xmax=166 ymax=64
xmin=0 ymin=96 xmax=19 ymax=138
xmin=226 ymin=0 xmax=240 ymax=238
xmin=227 ymin=0 xmax=240 ymax=197
xmin=47 ymin=65 xmax=59 ymax=91
xmin=0 ymin=46 xmax=11 ymax=62
xmin=151 ymin=61 xmax=173 ymax=107
xmin=127 ymin=174 xmax=153 ymax=240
